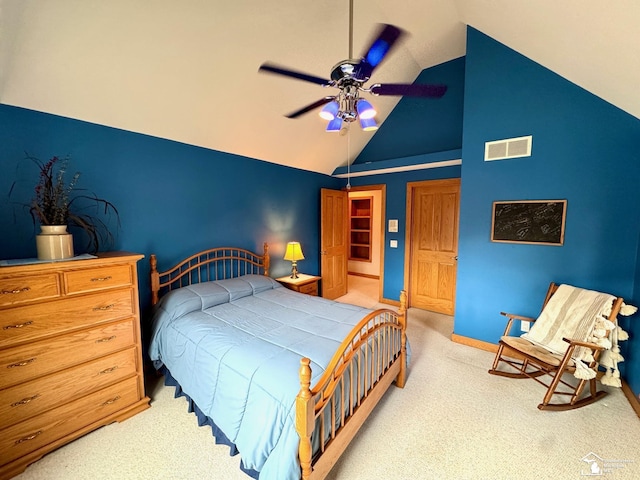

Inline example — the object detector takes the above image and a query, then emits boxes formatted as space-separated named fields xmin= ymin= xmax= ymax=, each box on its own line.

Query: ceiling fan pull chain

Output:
xmin=346 ymin=123 xmax=351 ymax=190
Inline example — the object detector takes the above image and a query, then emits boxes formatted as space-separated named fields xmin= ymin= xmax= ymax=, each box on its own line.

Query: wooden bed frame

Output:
xmin=149 ymin=243 xmax=408 ymax=480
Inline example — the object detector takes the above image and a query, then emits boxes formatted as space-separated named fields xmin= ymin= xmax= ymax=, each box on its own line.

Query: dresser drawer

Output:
xmin=63 ymin=264 xmax=133 ymax=295
xmin=0 ymin=288 xmax=135 ymax=348
xmin=0 ymin=319 xmax=135 ymax=389
xmin=0 ymin=347 xmax=138 ymax=429
xmin=0 ymin=376 xmax=139 ymax=466
xmin=0 ymin=274 xmax=61 ymax=308
xmin=298 ymin=282 xmax=318 ymax=295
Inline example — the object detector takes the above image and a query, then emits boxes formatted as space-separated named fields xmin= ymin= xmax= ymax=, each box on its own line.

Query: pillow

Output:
xmin=212 ymin=277 xmax=254 ymax=301
xmin=156 ymin=287 xmax=206 ymax=318
xmin=157 ymin=275 xmax=281 ymax=314
xmin=186 ymin=282 xmax=231 ymax=309
xmin=241 ymin=274 xmax=282 ymax=294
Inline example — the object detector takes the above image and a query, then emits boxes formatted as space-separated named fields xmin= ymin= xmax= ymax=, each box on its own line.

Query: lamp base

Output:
xmin=290 ymin=261 xmax=299 ymax=279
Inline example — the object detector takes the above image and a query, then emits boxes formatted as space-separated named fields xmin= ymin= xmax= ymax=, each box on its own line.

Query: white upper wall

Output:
xmin=1 ymin=0 xmax=637 ymax=175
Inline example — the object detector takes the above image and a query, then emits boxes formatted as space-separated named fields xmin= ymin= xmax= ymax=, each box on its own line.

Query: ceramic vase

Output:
xmin=36 ymin=225 xmax=74 ymax=260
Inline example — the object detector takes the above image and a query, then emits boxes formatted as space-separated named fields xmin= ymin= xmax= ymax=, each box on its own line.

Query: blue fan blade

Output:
xmin=259 ymin=63 xmax=331 ymax=87
xmin=286 ymin=97 xmax=335 ymax=118
xmin=364 ymin=24 xmax=403 ymax=66
xmin=370 ymin=83 xmax=448 ymax=98
xmin=355 ymin=24 xmax=404 ymax=80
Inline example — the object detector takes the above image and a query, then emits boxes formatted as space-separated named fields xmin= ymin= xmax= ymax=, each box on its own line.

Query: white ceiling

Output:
xmin=1 ymin=0 xmax=638 ymax=175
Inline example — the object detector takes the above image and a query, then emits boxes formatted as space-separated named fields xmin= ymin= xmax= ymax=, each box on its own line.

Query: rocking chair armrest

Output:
xmin=500 ymin=312 xmax=536 ymax=322
xmin=499 ymin=312 xmax=536 ymax=336
xmin=561 ymin=337 xmax=605 ymax=351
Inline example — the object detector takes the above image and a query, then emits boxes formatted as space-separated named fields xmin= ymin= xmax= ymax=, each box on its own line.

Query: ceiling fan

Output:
xmin=258 ymin=0 xmax=447 ymax=132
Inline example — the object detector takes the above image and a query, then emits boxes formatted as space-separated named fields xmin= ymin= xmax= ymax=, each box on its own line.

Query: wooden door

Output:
xmin=406 ymin=179 xmax=460 ymax=315
xmin=320 ymin=188 xmax=348 ymax=299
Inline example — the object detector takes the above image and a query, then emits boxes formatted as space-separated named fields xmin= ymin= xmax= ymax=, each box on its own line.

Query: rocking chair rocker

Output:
xmin=488 ymin=282 xmax=624 ymax=411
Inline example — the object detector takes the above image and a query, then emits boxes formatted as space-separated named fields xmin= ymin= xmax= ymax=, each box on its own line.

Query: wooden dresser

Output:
xmin=0 ymin=252 xmax=150 ymax=479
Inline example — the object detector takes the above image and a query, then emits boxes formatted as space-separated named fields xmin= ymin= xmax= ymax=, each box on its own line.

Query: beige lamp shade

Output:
xmin=284 ymin=242 xmax=305 ymax=261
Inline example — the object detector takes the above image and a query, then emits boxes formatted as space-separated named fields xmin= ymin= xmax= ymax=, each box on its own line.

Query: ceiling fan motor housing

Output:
xmin=331 ymin=60 xmax=370 ymax=84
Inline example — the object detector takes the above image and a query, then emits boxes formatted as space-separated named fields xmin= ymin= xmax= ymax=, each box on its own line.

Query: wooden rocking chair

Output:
xmin=488 ymin=282 xmax=624 ymax=411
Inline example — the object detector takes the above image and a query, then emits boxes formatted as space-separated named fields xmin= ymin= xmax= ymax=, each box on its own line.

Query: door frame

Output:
xmin=345 ymin=184 xmax=386 ymax=302
xmin=403 ymin=178 xmax=460 ymax=310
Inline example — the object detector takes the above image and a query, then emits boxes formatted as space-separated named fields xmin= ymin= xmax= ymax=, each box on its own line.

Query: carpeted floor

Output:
xmin=14 ymin=277 xmax=640 ymax=479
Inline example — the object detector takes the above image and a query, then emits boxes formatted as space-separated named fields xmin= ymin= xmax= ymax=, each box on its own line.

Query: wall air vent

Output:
xmin=484 ymin=135 xmax=532 ymax=161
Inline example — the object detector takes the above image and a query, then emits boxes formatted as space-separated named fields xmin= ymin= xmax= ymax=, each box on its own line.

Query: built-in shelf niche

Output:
xmin=349 ymin=197 xmax=373 ymax=262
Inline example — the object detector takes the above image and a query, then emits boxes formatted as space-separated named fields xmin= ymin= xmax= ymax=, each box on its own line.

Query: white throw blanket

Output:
xmin=522 ymin=284 xmax=614 ymax=355
xmin=522 ymin=284 xmax=615 ymax=380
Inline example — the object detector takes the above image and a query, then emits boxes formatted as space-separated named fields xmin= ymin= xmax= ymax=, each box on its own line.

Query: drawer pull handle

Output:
xmin=96 ymin=335 xmax=116 ymax=344
xmin=99 ymin=366 xmax=118 ymax=375
xmin=93 ymin=304 xmax=115 ymax=311
xmin=7 ymin=358 xmax=36 ymax=368
xmin=91 ymin=276 xmax=112 ymax=282
xmin=102 ymin=395 xmax=121 ymax=406
xmin=3 ymin=321 xmax=34 ymax=330
xmin=15 ymin=430 xmax=42 ymax=445
xmin=11 ymin=394 xmax=40 ymax=407
xmin=1 ymin=287 xmax=31 ymax=295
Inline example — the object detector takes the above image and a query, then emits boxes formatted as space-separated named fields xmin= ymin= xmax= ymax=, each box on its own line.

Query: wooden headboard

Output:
xmin=150 ymin=242 xmax=270 ymax=305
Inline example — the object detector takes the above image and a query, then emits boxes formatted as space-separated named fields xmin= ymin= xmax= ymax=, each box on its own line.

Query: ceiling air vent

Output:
xmin=484 ymin=135 xmax=532 ymax=161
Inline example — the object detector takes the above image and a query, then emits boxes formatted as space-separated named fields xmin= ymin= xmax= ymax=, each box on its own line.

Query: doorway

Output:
xmin=347 ymin=185 xmax=385 ymax=303
xmin=320 ymin=185 xmax=385 ymax=304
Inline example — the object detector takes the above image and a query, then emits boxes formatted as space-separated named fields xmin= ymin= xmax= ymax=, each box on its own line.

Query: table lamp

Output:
xmin=284 ymin=242 xmax=304 ymax=279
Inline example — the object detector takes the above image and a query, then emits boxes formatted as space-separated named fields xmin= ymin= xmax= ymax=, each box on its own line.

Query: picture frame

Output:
xmin=491 ymin=200 xmax=567 ymax=245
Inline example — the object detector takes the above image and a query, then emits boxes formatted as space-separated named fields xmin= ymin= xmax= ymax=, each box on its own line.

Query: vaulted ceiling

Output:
xmin=1 ymin=1 xmax=638 ymax=175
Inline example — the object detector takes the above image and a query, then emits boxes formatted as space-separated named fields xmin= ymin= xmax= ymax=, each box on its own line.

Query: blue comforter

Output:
xmin=148 ymin=275 xmax=376 ymax=480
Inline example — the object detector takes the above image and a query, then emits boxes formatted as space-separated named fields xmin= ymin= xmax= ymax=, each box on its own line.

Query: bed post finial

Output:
xmin=263 ymin=242 xmax=270 ymax=276
xmin=150 ymin=254 xmax=160 ymax=306
xmin=296 ymin=357 xmax=313 ymax=479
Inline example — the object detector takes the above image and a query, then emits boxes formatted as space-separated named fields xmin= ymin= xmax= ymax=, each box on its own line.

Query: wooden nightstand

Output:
xmin=276 ymin=274 xmax=321 ymax=296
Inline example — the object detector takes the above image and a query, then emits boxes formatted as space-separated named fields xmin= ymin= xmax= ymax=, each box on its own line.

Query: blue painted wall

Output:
xmin=456 ymin=28 xmax=640 ymax=395
xmin=630 ymin=240 xmax=640 ymax=398
xmin=0 ymin=105 xmax=341 ymax=307
xmin=354 ymin=56 xmax=465 ymax=164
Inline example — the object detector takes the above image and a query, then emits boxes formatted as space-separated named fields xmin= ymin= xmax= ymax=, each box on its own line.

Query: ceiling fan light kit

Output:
xmin=258 ymin=0 xmax=447 ymax=132
xmin=326 ymin=116 xmax=344 ymax=132
xmin=356 ymin=99 xmax=376 ymax=119
xmin=319 ymin=100 xmax=340 ymax=121
xmin=359 ymin=117 xmax=378 ymax=131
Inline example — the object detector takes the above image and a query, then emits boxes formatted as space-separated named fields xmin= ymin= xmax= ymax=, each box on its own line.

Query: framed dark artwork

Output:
xmin=491 ymin=200 xmax=567 ymax=245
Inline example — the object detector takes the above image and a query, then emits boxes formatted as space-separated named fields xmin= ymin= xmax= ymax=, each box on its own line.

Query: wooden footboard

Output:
xmin=296 ymin=291 xmax=408 ymax=480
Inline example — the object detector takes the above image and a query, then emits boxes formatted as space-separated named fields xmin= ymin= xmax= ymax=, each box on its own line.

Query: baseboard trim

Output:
xmin=451 ymin=333 xmax=640 ymax=418
xmin=381 ymin=297 xmax=400 ymax=307
xmin=347 ymin=272 xmax=380 ymax=280
xmin=450 ymin=333 xmax=498 ymax=353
